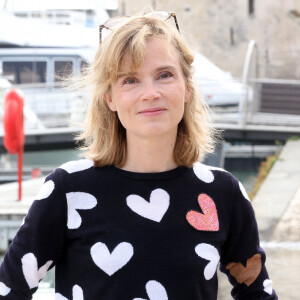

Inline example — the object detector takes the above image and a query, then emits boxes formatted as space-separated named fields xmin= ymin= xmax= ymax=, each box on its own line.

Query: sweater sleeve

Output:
xmin=219 ymin=175 xmax=278 ymax=299
xmin=0 ymin=169 xmax=67 ymax=299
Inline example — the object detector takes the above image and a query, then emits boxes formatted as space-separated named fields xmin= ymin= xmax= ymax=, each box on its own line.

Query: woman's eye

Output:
xmin=159 ymin=71 xmax=173 ymax=79
xmin=123 ymin=77 xmax=137 ymax=84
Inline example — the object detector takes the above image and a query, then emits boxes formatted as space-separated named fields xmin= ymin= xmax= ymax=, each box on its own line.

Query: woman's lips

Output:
xmin=138 ymin=108 xmax=166 ymax=116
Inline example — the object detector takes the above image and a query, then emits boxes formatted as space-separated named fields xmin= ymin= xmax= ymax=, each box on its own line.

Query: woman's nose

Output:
xmin=141 ymin=80 xmax=160 ymax=101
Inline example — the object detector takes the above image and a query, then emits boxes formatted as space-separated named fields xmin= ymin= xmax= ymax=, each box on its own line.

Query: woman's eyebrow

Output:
xmin=117 ymin=71 xmax=137 ymax=79
xmin=156 ymin=65 xmax=177 ymax=72
xmin=117 ymin=65 xmax=177 ymax=79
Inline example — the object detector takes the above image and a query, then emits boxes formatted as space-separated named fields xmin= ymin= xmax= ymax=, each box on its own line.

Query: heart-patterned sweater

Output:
xmin=0 ymin=160 xmax=277 ymax=299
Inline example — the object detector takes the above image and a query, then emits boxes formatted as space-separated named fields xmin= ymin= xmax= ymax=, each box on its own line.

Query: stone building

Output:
xmin=116 ymin=0 xmax=300 ymax=79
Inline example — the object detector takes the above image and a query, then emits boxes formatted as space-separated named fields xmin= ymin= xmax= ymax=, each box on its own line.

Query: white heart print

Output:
xmin=193 ymin=162 xmax=214 ymax=183
xmin=56 ymin=293 xmax=68 ymax=300
xmin=126 ymin=189 xmax=170 ymax=222
xmin=66 ymin=192 xmax=97 ymax=229
xmin=239 ymin=181 xmax=251 ymax=201
xmin=91 ymin=242 xmax=134 ymax=276
xmin=207 ymin=166 xmax=227 ymax=172
xmin=21 ymin=253 xmax=53 ymax=289
xmin=195 ymin=243 xmax=220 ymax=280
xmin=263 ymin=279 xmax=273 ymax=295
xmin=36 ymin=180 xmax=55 ymax=200
xmin=133 ymin=280 xmax=168 ymax=300
xmin=55 ymin=285 xmax=84 ymax=300
xmin=59 ymin=159 xmax=93 ymax=174
xmin=0 ymin=282 xmax=11 ymax=296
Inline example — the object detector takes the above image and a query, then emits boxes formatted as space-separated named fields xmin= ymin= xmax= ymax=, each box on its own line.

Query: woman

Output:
xmin=0 ymin=11 xmax=277 ymax=300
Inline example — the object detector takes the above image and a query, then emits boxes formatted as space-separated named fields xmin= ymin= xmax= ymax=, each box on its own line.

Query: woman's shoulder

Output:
xmin=57 ymin=158 xmax=95 ymax=174
xmin=192 ymin=162 xmax=250 ymax=201
xmin=47 ymin=159 xmax=116 ymax=180
xmin=192 ymin=161 xmax=233 ymax=183
xmin=192 ymin=162 xmax=248 ymax=193
xmin=44 ymin=159 xmax=95 ymax=182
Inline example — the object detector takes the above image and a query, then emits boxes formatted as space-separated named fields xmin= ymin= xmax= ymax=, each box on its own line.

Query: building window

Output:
xmin=249 ymin=0 xmax=255 ymax=15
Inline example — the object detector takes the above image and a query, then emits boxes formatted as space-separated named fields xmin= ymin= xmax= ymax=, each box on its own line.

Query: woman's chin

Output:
xmin=127 ymin=126 xmax=177 ymax=140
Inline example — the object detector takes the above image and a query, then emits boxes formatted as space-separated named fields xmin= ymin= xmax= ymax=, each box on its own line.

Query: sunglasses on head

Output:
xmin=99 ymin=10 xmax=180 ymax=44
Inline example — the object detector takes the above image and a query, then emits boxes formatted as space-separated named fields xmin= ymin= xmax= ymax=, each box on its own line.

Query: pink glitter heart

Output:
xmin=186 ymin=194 xmax=219 ymax=231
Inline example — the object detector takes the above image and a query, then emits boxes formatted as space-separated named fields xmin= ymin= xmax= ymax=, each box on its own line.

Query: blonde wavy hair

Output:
xmin=76 ymin=14 xmax=217 ymax=167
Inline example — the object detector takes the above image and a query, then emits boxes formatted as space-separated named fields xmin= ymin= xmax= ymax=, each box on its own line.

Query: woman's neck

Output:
xmin=121 ymin=133 xmax=178 ymax=173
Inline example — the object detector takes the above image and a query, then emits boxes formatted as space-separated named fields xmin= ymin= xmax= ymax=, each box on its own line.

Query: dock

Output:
xmin=0 ymin=177 xmax=45 ymax=251
xmin=218 ymin=139 xmax=300 ymax=299
xmin=252 ymin=139 xmax=300 ymax=240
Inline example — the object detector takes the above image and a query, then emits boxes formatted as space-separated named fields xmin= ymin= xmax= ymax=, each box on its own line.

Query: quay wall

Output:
xmin=118 ymin=0 xmax=300 ymax=79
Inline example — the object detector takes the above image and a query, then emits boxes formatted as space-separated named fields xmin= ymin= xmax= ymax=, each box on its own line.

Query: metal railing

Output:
xmin=0 ymin=82 xmax=89 ymax=133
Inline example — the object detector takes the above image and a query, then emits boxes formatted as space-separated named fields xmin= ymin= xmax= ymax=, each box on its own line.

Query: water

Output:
xmin=228 ymin=170 xmax=257 ymax=193
xmin=225 ymin=156 xmax=263 ymax=194
xmin=4 ymin=149 xmax=82 ymax=168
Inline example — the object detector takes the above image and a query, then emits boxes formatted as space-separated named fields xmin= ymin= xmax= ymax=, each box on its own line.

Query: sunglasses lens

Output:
xmin=104 ymin=16 xmax=129 ymax=29
xmin=144 ymin=10 xmax=171 ymax=20
xmin=99 ymin=11 xmax=179 ymax=44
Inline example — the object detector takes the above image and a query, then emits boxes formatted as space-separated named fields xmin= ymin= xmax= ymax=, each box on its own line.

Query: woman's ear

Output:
xmin=104 ymin=92 xmax=117 ymax=111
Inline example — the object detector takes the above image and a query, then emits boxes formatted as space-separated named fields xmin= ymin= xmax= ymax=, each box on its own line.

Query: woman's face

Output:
xmin=106 ymin=37 xmax=190 ymax=141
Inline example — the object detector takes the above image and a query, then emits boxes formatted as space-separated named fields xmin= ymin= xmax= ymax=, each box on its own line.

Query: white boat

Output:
xmin=0 ymin=1 xmax=115 ymax=130
xmin=0 ymin=48 xmax=251 ymax=133
xmin=0 ymin=0 xmax=113 ymax=48
xmin=192 ymin=52 xmax=251 ymax=106
xmin=0 ymin=0 xmax=251 ymax=134
xmin=0 ymin=47 xmax=96 ymax=130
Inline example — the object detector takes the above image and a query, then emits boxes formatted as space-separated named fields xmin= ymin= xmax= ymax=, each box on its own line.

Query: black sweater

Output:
xmin=0 ymin=159 xmax=277 ymax=299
